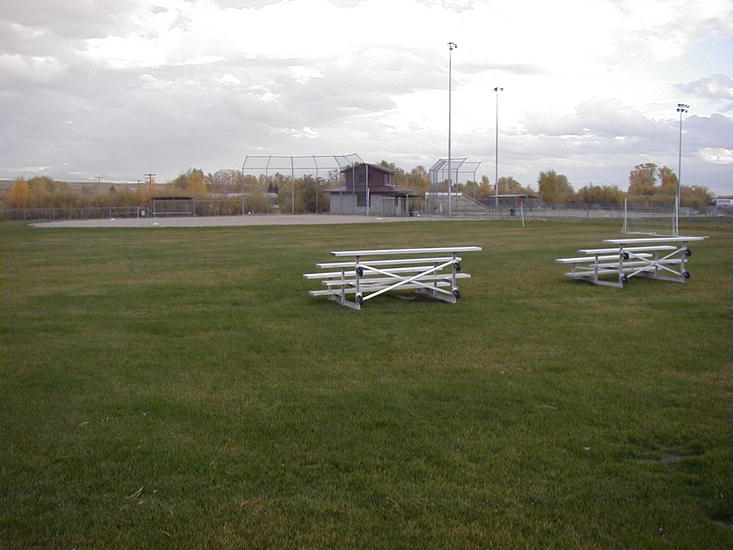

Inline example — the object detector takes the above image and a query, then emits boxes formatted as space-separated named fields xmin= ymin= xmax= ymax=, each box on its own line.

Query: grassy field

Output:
xmin=2 ymin=218 xmax=731 ymax=549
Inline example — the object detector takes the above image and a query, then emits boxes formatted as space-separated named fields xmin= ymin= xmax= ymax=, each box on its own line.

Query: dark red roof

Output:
xmin=339 ymin=163 xmax=396 ymax=174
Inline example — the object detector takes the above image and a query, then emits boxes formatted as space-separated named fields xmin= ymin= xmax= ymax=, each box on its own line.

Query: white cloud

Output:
xmin=274 ymin=126 xmax=320 ymax=139
xmin=699 ymin=147 xmax=733 ymax=164
xmin=139 ymin=73 xmax=172 ymax=90
xmin=6 ymin=166 xmax=50 ymax=173
xmin=217 ymin=73 xmax=242 ymax=87
xmin=680 ymin=73 xmax=733 ymax=101
xmin=0 ymin=53 xmax=67 ymax=83
xmin=289 ymin=66 xmax=324 ymax=84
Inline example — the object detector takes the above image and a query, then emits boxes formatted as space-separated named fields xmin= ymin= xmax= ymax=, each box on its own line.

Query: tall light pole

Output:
xmin=675 ymin=103 xmax=689 ymax=236
xmin=493 ymin=86 xmax=503 ymax=208
xmin=447 ymin=41 xmax=457 ymax=216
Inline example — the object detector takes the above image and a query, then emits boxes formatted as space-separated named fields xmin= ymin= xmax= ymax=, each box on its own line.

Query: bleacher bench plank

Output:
xmin=304 ymin=263 xmax=465 ymax=279
xmin=577 ymin=246 xmax=676 ymax=254
xmin=316 ymin=256 xmax=460 ymax=269
xmin=556 ymin=253 xmax=652 ymax=264
xmin=330 ymin=246 xmax=482 ymax=257
xmin=309 ymin=281 xmax=454 ymax=297
xmin=319 ymin=273 xmax=471 ymax=287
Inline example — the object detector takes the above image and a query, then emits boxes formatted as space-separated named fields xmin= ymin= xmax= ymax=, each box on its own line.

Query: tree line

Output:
xmin=375 ymin=161 xmax=713 ymax=208
xmin=452 ymin=164 xmax=712 ymax=208
xmin=2 ymin=162 xmax=715 ymax=212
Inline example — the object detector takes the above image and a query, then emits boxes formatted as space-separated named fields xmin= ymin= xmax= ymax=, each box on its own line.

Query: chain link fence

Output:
xmin=2 ymin=199 xmax=730 ymax=222
xmin=2 ymin=206 xmax=143 ymax=222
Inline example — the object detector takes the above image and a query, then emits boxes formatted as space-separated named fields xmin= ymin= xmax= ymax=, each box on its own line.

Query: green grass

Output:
xmin=2 ymin=218 xmax=731 ymax=549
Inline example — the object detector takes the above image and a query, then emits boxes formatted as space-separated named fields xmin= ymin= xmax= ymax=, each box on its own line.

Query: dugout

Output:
xmin=150 ymin=196 xmax=195 ymax=217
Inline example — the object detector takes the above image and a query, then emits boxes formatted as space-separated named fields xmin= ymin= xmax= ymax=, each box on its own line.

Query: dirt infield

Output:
xmin=32 ymin=214 xmax=437 ymax=229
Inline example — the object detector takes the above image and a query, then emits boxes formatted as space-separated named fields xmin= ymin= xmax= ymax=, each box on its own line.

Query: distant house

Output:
xmin=329 ymin=163 xmax=419 ymax=216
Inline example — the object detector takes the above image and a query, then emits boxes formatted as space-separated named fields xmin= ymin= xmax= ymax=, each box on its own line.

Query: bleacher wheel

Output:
xmin=356 ymin=294 xmax=364 ymax=305
xmin=454 ymin=261 xmax=462 ymax=272
xmin=621 ymin=252 xmax=630 ymax=260
xmin=452 ymin=289 xmax=461 ymax=299
xmin=356 ymin=267 xmax=364 ymax=276
xmin=683 ymin=271 xmax=691 ymax=279
xmin=685 ymin=249 xmax=692 ymax=257
xmin=620 ymin=275 xmax=629 ymax=284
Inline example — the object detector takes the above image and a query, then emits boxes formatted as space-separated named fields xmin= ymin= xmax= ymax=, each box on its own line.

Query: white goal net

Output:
xmin=621 ymin=194 xmax=678 ymax=236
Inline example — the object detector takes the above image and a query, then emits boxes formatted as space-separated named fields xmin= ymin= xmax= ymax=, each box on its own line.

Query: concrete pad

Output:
xmin=31 ymin=214 xmax=438 ymax=229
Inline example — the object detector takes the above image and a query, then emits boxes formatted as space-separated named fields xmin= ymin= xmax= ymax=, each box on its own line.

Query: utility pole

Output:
xmin=144 ymin=173 xmax=156 ymax=190
xmin=675 ymin=103 xmax=689 ymax=236
xmin=494 ymin=86 xmax=503 ymax=208
xmin=447 ymin=41 xmax=457 ymax=216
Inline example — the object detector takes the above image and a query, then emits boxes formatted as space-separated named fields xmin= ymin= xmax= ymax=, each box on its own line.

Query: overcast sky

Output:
xmin=1 ymin=0 xmax=731 ymax=194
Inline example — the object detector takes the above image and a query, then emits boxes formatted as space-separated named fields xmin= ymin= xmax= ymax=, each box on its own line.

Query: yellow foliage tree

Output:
xmin=627 ymin=163 xmax=659 ymax=195
xmin=575 ymin=184 xmax=625 ymax=204
xmin=497 ymin=176 xmax=531 ymax=195
xmin=658 ymin=166 xmax=678 ymax=195
xmin=680 ymin=185 xmax=713 ymax=208
xmin=8 ymin=177 xmax=30 ymax=208
xmin=538 ymin=170 xmax=574 ymax=205
xmin=171 ymin=168 xmax=209 ymax=198
xmin=476 ymin=175 xmax=493 ymax=199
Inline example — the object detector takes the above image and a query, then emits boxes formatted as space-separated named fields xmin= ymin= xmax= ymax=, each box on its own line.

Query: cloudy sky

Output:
xmin=1 ymin=0 xmax=731 ymax=194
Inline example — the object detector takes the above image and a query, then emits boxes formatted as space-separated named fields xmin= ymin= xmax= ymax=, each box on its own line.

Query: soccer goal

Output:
xmin=621 ymin=194 xmax=678 ymax=236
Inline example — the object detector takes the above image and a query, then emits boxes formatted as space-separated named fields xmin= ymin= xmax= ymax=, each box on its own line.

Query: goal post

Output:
xmin=621 ymin=194 xmax=678 ymax=236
